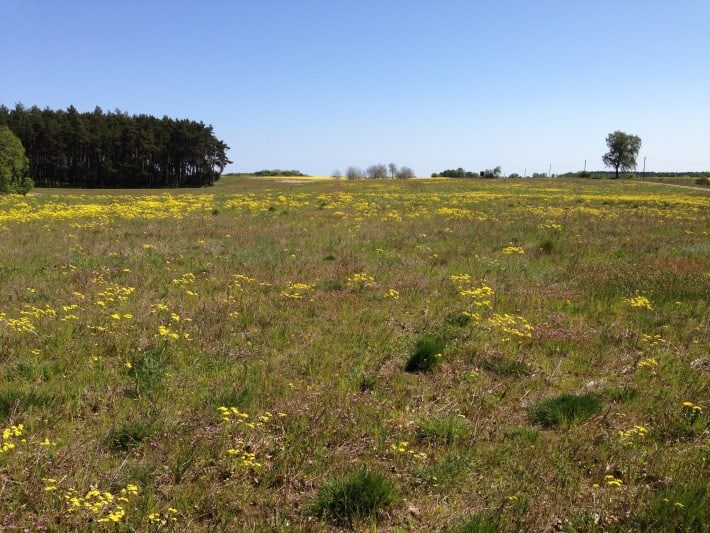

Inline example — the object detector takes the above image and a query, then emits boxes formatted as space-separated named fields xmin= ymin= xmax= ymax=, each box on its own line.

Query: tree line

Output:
xmin=334 ymin=163 xmax=416 ymax=179
xmin=431 ymin=166 xmax=503 ymax=178
xmin=0 ymin=104 xmax=231 ymax=188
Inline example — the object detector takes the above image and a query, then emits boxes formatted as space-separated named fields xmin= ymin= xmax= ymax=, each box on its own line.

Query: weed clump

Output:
xmin=310 ymin=467 xmax=394 ymax=525
xmin=405 ymin=334 xmax=445 ymax=372
xmin=527 ymin=393 xmax=602 ymax=428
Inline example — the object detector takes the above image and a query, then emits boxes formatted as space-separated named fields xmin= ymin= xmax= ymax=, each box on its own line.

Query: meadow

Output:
xmin=0 ymin=176 xmax=708 ymax=531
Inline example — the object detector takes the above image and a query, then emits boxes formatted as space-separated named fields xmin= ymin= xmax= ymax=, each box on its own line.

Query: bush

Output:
xmin=310 ymin=467 xmax=395 ymax=525
xmin=405 ymin=334 xmax=445 ymax=372
xmin=695 ymin=176 xmax=709 ymax=186
xmin=527 ymin=394 xmax=602 ymax=428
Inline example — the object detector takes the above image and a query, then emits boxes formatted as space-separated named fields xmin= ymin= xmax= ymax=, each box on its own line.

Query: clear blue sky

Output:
xmin=2 ymin=0 xmax=708 ymax=176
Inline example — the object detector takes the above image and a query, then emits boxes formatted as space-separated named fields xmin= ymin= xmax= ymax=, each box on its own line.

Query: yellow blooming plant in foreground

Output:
xmin=46 ymin=482 xmax=140 ymax=524
xmin=1 ymin=424 xmax=24 ymax=453
xmin=347 ymin=272 xmax=376 ymax=289
xmin=618 ymin=425 xmax=648 ymax=446
xmin=623 ymin=294 xmax=654 ymax=310
xmin=282 ymin=282 xmax=314 ymax=299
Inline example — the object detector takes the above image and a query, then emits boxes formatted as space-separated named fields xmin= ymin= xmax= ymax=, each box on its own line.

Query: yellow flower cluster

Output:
xmin=51 ymin=483 xmax=139 ymax=523
xmin=623 ymin=295 xmax=653 ymax=310
xmin=172 ymin=272 xmax=196 ymax=287
xmin=489 ymin=313 xmax=534 ymax=338
xmin=218 ymin=407 xmax=285 ymax=472
xmin=347 ymin=272 xmax=375 ymax=288
xmin=1 ymin=424 xmax=24 ymax=453
xmin=148 ymin=508 xmax=179 ymax=525
xmin=282 ymin=282 xmax=313 ymax=299
xmin=604 ymin=474 xmax=623 ymax=488
xmin=618 ymin=425 xmax=648 ymax=446
xmin=640 ymin=334 xmax=665 ymax=347
xmin=384 ymin=288 xmax=400 ymax=299
xmin=637 ymin=357 xmax=658 ymax=369
xmin=390 ymin=441 xmax=427 ymax=460
xmin=502 ymin=246 xmax=525 ymax=255
xmin=682 ymin=401 xmax=703 ymax=413
xmin=451 ymin=275 xmax=494 ymax=309
xmin=227 ymin=440 xmax=263 ymax=469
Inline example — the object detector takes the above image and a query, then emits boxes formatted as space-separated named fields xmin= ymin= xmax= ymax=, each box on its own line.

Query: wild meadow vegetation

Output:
xmin=1 ymin=177 xmax=708 ymax=531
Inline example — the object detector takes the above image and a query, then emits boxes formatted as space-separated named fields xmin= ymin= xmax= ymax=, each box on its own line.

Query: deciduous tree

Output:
xmin=0 ymin=124 xmax=33 ymax=194
xmin=602 ymin=131 xmax=642 ymax=179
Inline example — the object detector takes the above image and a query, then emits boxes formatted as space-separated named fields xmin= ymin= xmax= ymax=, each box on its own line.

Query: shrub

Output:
xmin=695 ymin=176 xmax=709 ymax=186
xmin=527 ymin=394 xmax=602 ymax=428
xmin=310 ymin=467 xmax=395 ymax=525
xmin=405 ymin=334 xmax=445 ymax=372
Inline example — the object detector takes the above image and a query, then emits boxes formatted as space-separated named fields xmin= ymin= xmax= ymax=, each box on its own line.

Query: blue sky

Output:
xmin=2 ymin=0 xmax=708 ymax=176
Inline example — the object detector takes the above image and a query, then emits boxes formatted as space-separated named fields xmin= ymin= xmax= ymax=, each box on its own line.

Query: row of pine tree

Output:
xmin=0 ymin=104 xmax=231 ymax=188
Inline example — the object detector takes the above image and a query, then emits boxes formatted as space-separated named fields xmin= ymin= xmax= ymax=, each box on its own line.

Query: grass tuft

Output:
xmin=416 ymin=416 xmax=471 ymax=445
xmin=405 ymin=334 xmax=446 ymax=372
xmin=527 ymin=393 xmax=602 ymax=428
xmin=310 ymin=467 xmax=395 ymax=525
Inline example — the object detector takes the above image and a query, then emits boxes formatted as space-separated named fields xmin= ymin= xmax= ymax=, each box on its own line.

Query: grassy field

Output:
xmin=1 ymin=177 xmax=708 ymax=531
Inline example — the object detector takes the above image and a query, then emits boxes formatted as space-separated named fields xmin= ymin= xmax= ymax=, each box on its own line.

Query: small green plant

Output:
xmin=527 ymin=394 xmax=602 ymax=428
xmin=106 ymin=421 xmax=155 ymax=452
xmin=0 ymin=387 xmax=53 ymax=418
xmin=538 ymin=238 xmax=555 ymax=254
xmin=310 ymin=467 xmax=395 ymax=525
xmin=416 ymin=416 xmax=471 ymax=445
xmin=405 ymin=334 xmax=446 ymax=372
xmin=357 ymin=374 xmax=377 ymax=392
xmin=479 ymin=356 xmax=530 ymax=377
xmin=445 ymin=311 xmax=473 ymax=327
xmin=605 ymin=385 xmax=638 ymax=403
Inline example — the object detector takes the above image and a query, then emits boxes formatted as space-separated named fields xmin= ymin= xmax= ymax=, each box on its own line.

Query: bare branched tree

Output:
xmin=395 ymin=166 xmax=415 ymax=178
xmin=345 ymin=166 xmax=364 ymax=179
xmin=366 ymin=164 xmax=388 ymax=179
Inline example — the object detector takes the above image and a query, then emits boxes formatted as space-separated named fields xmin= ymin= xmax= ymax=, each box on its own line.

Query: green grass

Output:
xmin=527 ymin=393 xmax=603 ymax=428
xmin=405 ymin=334 xmax=446 ymax=372
xmin=0 ymin=176 xmax=708 ymax=530
xmin=310 ymin=467 xmax=395 ymax=526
